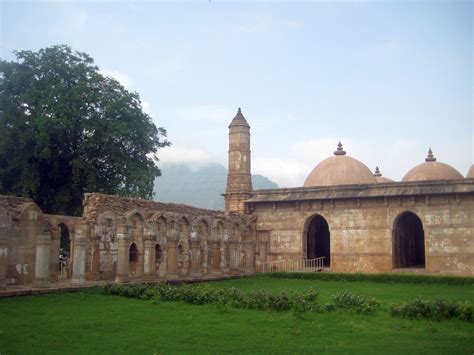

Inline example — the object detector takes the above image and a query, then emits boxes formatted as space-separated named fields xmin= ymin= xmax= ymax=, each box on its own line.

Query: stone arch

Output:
xmin=127 ymin=211 xmax=144 ymax=277
xmin=194 ymin=217 xmax=211 ymax=241
xmin=155 ymin=243 xmax=163 ymax=263
xmin=151 ymin=213 xmax=168 ymax=239
xmin=392 ymin=211 xmax=425 ymax=268
xmin=178 ymin=216 xmax=191 ymax=238
xmin=129 ymin=243 xmax=138 ymax=263
xmin=303 ymin=214 xmax=330 ymax=267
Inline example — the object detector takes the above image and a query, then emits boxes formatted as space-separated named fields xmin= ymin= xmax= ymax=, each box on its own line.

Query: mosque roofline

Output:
xmin=245 ymin=179 xmax=474 ymax=203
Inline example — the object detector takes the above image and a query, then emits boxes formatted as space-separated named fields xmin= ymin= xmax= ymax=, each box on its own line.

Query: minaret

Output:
xmin=225 ymin=108 xmax=253 ymax=213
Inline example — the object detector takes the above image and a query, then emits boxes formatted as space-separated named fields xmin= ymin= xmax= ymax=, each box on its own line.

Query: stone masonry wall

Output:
xmin=250 ymin=192 xmax=474 ymax=275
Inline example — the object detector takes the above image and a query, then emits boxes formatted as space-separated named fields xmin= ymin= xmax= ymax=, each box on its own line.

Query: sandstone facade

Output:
xmin=0 ymin=193 xmax=256 ymax=288
xmin=247 ymin=181 xmax=474 ymax=275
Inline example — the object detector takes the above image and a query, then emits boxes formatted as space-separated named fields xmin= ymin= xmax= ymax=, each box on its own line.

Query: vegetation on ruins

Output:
xmin=0 ymin=45 xmax=170 ymax=215
xmin=1 ymin=276 xmax=473 ymax=353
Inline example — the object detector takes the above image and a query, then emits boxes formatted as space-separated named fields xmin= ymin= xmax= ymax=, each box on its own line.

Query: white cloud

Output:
xmin=141 ymin=100 xmax=153 ymax=116
xmin=157 ymin=145 xmax=218 ymax=169
xmin=293 ymin=137 xmax=342 ymax=166
xmin=175 ymin=105 xmax=236 ymax=124
xmin=101 ymin=69 xmax=134 ymax=90
xmin=253 ymin=157 xmax=312 ymax=188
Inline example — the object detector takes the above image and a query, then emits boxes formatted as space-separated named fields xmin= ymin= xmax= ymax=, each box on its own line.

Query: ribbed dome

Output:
xmin=303 ymin=142 xmax=377 ymax=187
xmin=402 ymin=149 xmax=463 ymax=182
xmin=373 ymin=166 xmax=394 ymax=183
xmin=467 ymin=165 xmax=474 ymax=178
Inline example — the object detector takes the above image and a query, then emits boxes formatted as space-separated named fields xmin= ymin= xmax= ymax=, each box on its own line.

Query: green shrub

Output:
xmin=268 ymin=272 xmax=474 ymax=286
xmin=390 ymin=298 xmax=473 ymax=322
xmin=333 ymin=291 xmax=381 ymax=314
xmin=103 ymin=283 xmax=319 ymax=314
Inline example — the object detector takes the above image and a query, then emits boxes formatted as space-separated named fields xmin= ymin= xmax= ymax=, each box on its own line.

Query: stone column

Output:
xmin=159 ymin=246 xmax=167 ymax=278
xmin=143 ymin=237 xmax=156 ymax=281
xmin=166 ymin=236 xmax=179 ymax=280
xmin=189 ymin=238 xmax=202 ymax=278
xmin=115 ymin=224 xmax=131 ymax=283
xmin=244 ymin=241 xmax=256 ymax=274
xmin=258 ymin=241 xmax=268 ymax=272
xmin=89 ymin=235 xmax=101 ymax=281
xmin=71 ymin=225 xmax=88 ymax=286
xmin=228 ymin=241 xmax=239 ymax=274
xmin=210 ymin=241 xmax=222 ymax=275
xmin=0 ymin=231 xmax=8 ymax=290
xmin=34 ymin=234 xmax=51 ymax=288
xmin=238 ymin=243 xmax=246 ymax=273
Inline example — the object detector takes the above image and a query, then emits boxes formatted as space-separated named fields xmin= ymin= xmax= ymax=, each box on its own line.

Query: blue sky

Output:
xmin=2 ymin=0 xmax=472 ymax=186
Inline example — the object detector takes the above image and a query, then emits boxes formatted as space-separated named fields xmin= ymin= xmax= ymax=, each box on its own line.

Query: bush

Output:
xmin=333 ymin=291 xmax=381 ymax=314
xmin=390 ymin=298 xmax=473 ymax=322
xmin=268 ymin=272 xmax=474 ymax=286
xmin=103 ymin=282 xmax=319 ymax=314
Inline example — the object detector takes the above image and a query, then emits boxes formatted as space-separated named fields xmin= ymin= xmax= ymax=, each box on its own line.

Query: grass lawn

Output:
xmin=0 ymin=275 xmax=473 ymax=354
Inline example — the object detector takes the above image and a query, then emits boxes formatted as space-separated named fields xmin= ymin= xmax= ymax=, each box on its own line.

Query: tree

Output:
xmin=0 ymin=45 xmax=170 ymax=215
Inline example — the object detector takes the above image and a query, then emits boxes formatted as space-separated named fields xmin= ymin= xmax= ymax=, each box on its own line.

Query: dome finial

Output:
xmin=237 ymin=107 xmax=242 ymax=115
xmin=425 ymin=148 xmax=436 ymax=162
xmin=374 ymin=166 xmax=382 ymax=177
xmin=334 ymin=141 xmax=346 ymax=156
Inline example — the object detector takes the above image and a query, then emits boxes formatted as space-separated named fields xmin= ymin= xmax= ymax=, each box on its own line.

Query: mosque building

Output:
xmin=0 ymin=108 xmax=473 ymax=291
xmin=224 ymin=108 xmax=473 ymax=275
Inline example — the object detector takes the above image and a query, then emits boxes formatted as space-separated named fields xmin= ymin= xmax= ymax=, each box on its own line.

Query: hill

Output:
xmin=153 ymin=163 xmax=278 ymax=210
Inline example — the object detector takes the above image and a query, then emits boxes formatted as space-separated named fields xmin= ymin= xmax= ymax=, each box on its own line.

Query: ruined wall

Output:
xmin=0 ymin=195 xmax=84 ymax=286
xmin=249 ymin=183 xmax=474 ymax=276
xmin=82 ymin=193 xmax=256 ymax=282
xmin=0 ymin=193 xmax=258 ymax=288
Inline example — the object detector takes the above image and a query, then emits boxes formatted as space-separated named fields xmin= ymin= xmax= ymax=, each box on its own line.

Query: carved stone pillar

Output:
xmin=258 ymin=241 xmax=268 ymax=272
xmin=115 ymin=224 xmax=131 ymax=283
xmin=89 ymin=235 xmax=101 ymax=281
xmin=210 ymin=241 xmax=221 ymax=275
xmin=143 ymin=237 xmax=156 ymax=280
xmin=244 ymin=241 xmax=256 ymax=274
xmin=221 ymin=242 xmax=230 ymax=274
xmin=228 ymin=241 xmax=240 ymax=274
xmin=202 ymin=241 xmax=208 ymax=275
xmin=189 ymin=238 xmax=202 ymax=278
xmin=239 ymin=243 xmax=246 ymax=273
xmin=0 ymin=231 xmax=8 ymax=290
xmin=166 ymin=236 xmax=179 ymax=280
xmin=34 ymin=234 xmax=51 ymax=288
xmin=72 ymin=225 xmax=88 ymax=286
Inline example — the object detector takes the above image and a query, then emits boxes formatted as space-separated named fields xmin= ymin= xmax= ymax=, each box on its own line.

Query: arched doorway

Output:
xmin=393 ymin=212 xmax=425 ymax=268
xmin=306 ymin=215 xmax=330 ymax=267
xmin=129 ymin=243 xmax=139 ymax=276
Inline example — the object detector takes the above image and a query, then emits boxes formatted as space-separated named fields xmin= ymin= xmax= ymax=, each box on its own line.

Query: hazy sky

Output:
xmin=2 ymin=0 xmax=472 ymax=187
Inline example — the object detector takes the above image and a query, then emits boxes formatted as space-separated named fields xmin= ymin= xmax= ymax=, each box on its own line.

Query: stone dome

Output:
xmin=467 ymin=165 xmax=474 ymax=178
xmin=373 ymin=166 xmax=394 ymax=183
xmin=402 ymin=148 xmax=464 ymax=182
xmin=303 ymin=142 xmax=377 ymax=187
